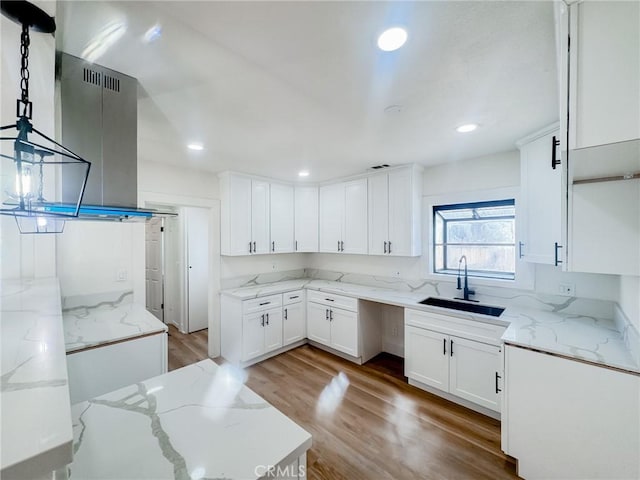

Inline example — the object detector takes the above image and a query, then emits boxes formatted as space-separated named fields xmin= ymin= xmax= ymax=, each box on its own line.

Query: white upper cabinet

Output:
xmin=220 ymin=173 xmax=273 ymax=256
xmin=251 ymin=180 xmax=271 ymax=254
xmin=319 ymin=179 xmax=368 ymax=254
xmin=294 ymin=186 xmax=318 ymax=252
xmin=567 ymin=1 xmax=639 ymax=149
xmin=270 ymin=183 xmax=294 ymax=253
xmin=220 ymin=173 xmax=253 ymax=256
xmin=319 ymin=183 xmax=344 ymax=253
xmin=518 ymin=124 xmax=565 ymax=266
xmin=368 ymin=166 xmax=422 ymax=256
xmin=342 ymin=179 xmax=368 ymax=254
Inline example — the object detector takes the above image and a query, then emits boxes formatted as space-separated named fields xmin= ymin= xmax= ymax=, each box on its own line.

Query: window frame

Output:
xmin=433 ymin=199 xmax=516 ymax=280
xmin=424 ymin=187 xmax=534 ymax=291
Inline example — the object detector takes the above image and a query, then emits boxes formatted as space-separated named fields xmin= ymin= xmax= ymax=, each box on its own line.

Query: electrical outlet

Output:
xmin=116 ymin=269 xmax=128 ymax=282
xmin=393 ymin=271 xmax=401 ymax=277
xmin=392 ymin=325 xmax=398 ymax=337
xmin=559 ymin=283 xmax=575 ymax=296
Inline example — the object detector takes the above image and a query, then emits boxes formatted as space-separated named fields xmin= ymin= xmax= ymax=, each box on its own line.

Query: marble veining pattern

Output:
xmin=0 ymin=278 xmax=73 ymax=474
xmin=69 ymin=360 xmax=312 ymax=480
xmin=221 ymin=275 xmax=638 ymax=374
xmin=63 ymin=290 xmax=167 ymax=353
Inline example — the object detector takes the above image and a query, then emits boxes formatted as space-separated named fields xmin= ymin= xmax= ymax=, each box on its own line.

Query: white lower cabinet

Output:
xmin=222 ymin=291 xmax=307 ymax=366
xmin=306 ymin=291 xmax=359 ymax=358
xmin=503 ymin=344 xmax=639 ymax=479
xmin=404 ymin=326 xmax=449 ymax=391
xmin=404 ymin=309 xmax=504 ymax=414
xmin=283 ymin=297 xmax=306 ymax=345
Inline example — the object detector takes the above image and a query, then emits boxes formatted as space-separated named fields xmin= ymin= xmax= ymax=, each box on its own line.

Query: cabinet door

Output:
xmin=449 ymin=336 xmax=502 ymax=412
xmin=251 ymin=180 xmax=271 ymax=254
xmin=404 ymin=326 xmax=449 ymax=391
xmin=283 ymin=302 xmax=305 ymax=345
xmin=270 ymin=183 xmax=294 ymax=253
xmin=329 ymin=308 xmax=358 ymax=356
xmin=569 ymin=2 xmax=640 ymax=149
xmin=263 ymin=308 xmax=283 ymax=353
xmin=520 ymin=130 xmax=562 ymax=265
xmin=294 ymin=186 xmax=319 ymax=252
xmin=306 ymin=302 xmax=331 ymax=346
xmin=226 ymin=175 xmax=253 ymax=255
xmin=571 ymin=179 xmax=640 ymax=276
xmin=242 ymin=312 xmax=266 ymax=361
xmin=319 ymin=183 xmax=344 ymax=253
xmin=343 ymin=179 xmax=368 ymax=254
xmin=368 ymin=173 xmax=389 ymax=255
xmin=387 ymin=168 xmax=414 ymax=256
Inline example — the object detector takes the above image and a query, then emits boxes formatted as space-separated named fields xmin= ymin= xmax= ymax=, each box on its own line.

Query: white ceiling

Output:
xmin=56 ymin=1 xmax=559 ymax=182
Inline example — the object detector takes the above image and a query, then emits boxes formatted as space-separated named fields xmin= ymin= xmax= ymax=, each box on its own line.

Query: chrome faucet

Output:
xmin=455 ymin=255 xmax=477 ymax=302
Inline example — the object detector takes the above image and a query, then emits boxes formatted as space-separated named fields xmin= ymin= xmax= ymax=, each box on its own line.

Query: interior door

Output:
xmin=185 ymin=206 xmax=210 ymax=333
xmin=145 ymin=217 xmax=164 ymax=321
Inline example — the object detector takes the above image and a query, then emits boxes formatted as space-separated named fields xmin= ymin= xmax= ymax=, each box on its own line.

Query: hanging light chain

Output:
xmin=19 ymin=23 xmax=30 ymax=107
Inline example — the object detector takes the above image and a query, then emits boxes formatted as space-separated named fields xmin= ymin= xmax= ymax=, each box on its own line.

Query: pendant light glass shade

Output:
xmin=0 ymin=0 xmax=91 ymax=231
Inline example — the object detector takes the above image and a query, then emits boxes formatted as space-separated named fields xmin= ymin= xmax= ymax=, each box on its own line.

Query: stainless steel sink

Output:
xmin=419 ymin=297 xmax=505 ymax=317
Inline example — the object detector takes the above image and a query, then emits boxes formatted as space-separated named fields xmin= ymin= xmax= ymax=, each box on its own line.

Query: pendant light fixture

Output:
xmin=0 ymin=0 xmax=90 ymax=233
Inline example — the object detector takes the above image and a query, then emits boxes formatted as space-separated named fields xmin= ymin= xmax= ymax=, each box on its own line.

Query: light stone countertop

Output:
xmin=69 ymin=359 xmax=312 ymax=480
xmin=221 ymin=279 xmax=639 ymax=375
xmin=62 ymin=291 xmax=168 ymax=353
xmin=0 ymin=278 xmax=73 ymax=478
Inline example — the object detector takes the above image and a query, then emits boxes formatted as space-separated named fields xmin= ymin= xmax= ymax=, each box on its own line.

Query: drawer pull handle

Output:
xmin=329 ymin=309 xmax=333 ymax=321
xmin=495 ymin=372 xmax=502 ymax=394
xmin=325 ymin=309 xmax=329 ymax=320
xmin=284 ymin=308 xmax=288 ymax=320
xmin=249 ymin=241 xmax=253 ymax=253
xmin=384 ymin=241 xmax=387 ymax=254
xmin=289 ymin=295 xmax=299 ymax=300
xmin=325 ymin=298 xmax=335 ymax=302
xmin=443 ymin=338 xmax=446 ymax=355
xmin=450 ymin=339 xmax=453 ymax=357
xmin=259 ymin=301 xmax=271 ymax=306
xmin=266 ymin=313 xmax=269 ymax=325
xmin=260 ymin=314 xmax=265 ymax=327
xmin=388 ymin=241 xmax=391 ymax=254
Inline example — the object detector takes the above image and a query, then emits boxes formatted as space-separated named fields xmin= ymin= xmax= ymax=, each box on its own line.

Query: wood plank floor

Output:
xmin=168 ymin=328 xmax=519 ymax=479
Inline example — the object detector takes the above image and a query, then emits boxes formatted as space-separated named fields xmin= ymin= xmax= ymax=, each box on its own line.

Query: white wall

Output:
xmin=138 ymin=160 xmax=219 ymax=201
xmin=221 ymin=253 xmax=309 ymax=280
xmin=1 ymin=1 xmax=56 ymax=281
xmin=56 ymin=222 xmax=145 ymax=301
xmin=619 ymin=275 xmax=640 ymax=330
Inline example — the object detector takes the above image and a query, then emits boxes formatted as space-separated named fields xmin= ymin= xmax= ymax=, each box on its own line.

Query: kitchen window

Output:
xmin=433 ymin=199 xmax=516 ymax=280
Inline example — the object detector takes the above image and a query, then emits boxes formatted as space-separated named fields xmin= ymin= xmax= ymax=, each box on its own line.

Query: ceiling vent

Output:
xmin=370 ymin=164 xmax=391 ymax=170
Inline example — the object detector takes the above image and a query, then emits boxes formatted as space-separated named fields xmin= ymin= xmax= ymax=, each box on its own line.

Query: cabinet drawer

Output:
xmin=307 ymin=290 xmax=358 ymax=312
xmin=242 ymin=294 xmax=282 ymax=314
xmin=405 ymin=308 xmax=505 ymax=346
xmin=283 ymin=290 xmax=304 ymax=305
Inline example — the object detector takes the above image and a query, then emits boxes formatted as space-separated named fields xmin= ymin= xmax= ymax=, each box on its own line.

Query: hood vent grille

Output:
xmin=103 ymin=74 xmax=120 ymax=92
xmin=83 ymin=67 xmax=101 ymax=86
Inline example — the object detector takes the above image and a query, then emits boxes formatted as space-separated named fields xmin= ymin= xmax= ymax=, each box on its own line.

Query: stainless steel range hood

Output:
xmin=57 ymin=53 xmax=168 ymax=221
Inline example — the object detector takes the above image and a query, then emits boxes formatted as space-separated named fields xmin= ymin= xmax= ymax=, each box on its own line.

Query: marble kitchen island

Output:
xmin=69 ymin=359 xmax=312 ymax=480
xmin=62 ymin=290 xmax=168 ymax=403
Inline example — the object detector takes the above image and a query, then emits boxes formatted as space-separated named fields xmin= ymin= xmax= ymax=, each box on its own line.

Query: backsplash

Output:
xmin=221 ymin=267 xmax=615 ymax=319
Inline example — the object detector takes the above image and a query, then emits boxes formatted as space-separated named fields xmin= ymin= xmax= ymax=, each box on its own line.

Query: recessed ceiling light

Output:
xmin=456 ymin=124 xmax=478 ymax=133
xmin=187 ymin=143 xmax=204 ymax=151
xmin=377 ymin=27 xmax=408 ymax=52
xmin=298 ymin=170 xmax=310 ymax=177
